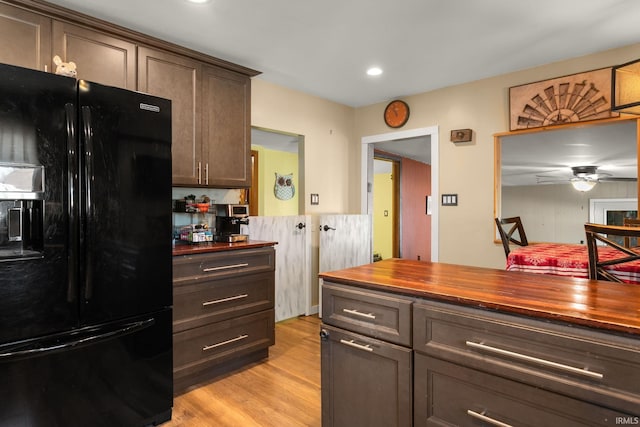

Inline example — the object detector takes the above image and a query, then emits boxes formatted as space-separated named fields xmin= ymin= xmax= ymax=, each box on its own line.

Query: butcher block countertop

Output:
xmin=172 ymin=240 xmax=277 ymax=256
xmin=319 ymin=259 xmax=640 ymax=337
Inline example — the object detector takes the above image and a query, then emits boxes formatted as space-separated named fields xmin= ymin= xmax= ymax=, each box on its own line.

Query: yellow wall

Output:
xmin=253 ymin=145 xmax=299 ymax=216
xmin=252 ymin=42 xmax=640 ymax=269
xmin=373 ymin=172 xmax=393 ymax=259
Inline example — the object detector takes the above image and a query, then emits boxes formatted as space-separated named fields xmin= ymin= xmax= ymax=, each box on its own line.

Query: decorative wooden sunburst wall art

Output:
xmin=509 ymin=67 xmax=618 ymax=131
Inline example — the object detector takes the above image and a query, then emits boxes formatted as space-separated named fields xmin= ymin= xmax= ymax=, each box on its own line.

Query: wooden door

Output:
xmin=0 ymin=3 xmax=51 ymax=71
xmin=52 ymin=21 xmax=135 ymax=90
xmin=244 ymin=215 xmax=311 ymax=320
xmin=318 ymin=214 xmax=371 ymax=316
xmin=138 ymin=47 xmax=202 ymax=186
xmin=201 ymin=65 xmax=251 ymax=187
xmin=319 ymin=214 xmax=371 ymax=274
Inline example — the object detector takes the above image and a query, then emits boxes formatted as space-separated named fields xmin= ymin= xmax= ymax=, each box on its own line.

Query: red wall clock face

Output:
xmin=384 ymin=100 xmax=410 ymax=128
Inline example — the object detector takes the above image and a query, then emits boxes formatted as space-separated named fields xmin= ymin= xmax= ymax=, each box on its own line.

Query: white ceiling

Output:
xmin=44 ymin=0 xmax=640 ymax=108
xmin=43 ymin=0 xmax=639 ymax=168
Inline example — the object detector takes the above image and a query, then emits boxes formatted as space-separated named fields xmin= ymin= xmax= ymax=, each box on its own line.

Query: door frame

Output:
xmin=361 ymin=126 xmax=439 ymax=262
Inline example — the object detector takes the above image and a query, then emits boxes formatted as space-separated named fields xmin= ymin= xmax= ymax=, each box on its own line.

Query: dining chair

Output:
xmin=623 ymin=217 xmax=640 ymax=248
xmin=584 ymin=223 xmax=640 ymax=283
xmin=495 ymin=216 xmax=529 ymax=257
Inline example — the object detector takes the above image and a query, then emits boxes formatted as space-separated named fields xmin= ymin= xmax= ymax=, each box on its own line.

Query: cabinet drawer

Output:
xmin=173 ymin=247 xmax=275 ymax=283
xmin=414 ymin=353 xmax=629 ymax=426
xmin=413 ymin=300 xmax=640 ymax=415
xmin=173 ymin=309 xmax=274 ymax=380
xmin=173 ymin=272 xmax=274 ymax=332
xmin=322 ymin=282 xmax=412 ymax=346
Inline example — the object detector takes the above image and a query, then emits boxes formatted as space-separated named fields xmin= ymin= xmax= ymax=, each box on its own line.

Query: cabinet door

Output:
xmin=321 ymin=324 xmax=412 ymax=427
xmin=0 ymin=3 xmax=51 ymax=71
xmin=138 ymin=47 xmax=202 ymax=186
xmin=52 ymin=21 xmax=136 ymax=90
xmin=201 ymin=65 xmax=251 ymax=187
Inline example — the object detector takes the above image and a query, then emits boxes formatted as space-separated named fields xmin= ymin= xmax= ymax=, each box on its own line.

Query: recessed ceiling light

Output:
xmin=187 ymin=0 xmax=211 ymax=3
xmin=367 ymin=67 xmax=383 ymax=76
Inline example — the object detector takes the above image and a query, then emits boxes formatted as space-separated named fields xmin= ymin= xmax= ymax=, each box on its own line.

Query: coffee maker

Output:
xmin=213 ymin=204 xmax=249 ymax=242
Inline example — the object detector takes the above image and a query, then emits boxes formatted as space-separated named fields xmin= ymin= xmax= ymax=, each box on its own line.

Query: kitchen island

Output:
xmin=319 ymin=259 xmax=640 ymax=426
xmin=172 ymin=240 xmax=277 ymax=394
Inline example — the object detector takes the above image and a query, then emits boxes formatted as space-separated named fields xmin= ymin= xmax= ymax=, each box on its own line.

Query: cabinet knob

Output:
xmin=319 ymin=328 xmax=329 ymax=341
xmin=296 ymin=222 xmax=306 ymax=230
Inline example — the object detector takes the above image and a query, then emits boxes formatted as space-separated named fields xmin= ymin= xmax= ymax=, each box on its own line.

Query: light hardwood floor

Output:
xmin=166 ymin=315 xmax=321 ymax=427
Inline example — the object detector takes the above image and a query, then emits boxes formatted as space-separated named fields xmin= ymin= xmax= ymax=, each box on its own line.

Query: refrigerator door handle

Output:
xmin=81 ymin=105 xmax=94 ymax=301
xmin=0 ymin=318 xmax=155 ymax=362
xmin=65 ymin=103 xmax=78 ymax=303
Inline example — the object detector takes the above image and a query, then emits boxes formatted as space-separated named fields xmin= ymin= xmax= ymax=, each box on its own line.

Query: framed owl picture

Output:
xmin=274 ymin=172 xmax=295 ymax=200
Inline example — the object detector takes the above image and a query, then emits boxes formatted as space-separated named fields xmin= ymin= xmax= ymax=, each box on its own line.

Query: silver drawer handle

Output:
xmin=203 ymin=334 xmax=249 ymax=352
xmin=202 ymin=294 xmax=249 ymax=306
xmin=339 ymin=339 xmax=373 ymax=352
xmin=467 ymin=410 xmax=513 ymax=427
xmin=342 ymin=308 xmax=376 ymax=320
xmin=203 ymin=263 xmax=249 ymax=272
xmin=465 ymin=341 xmax=604 ymax=380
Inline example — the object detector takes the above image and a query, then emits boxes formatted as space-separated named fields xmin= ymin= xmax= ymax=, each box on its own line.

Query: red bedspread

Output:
xmin=506 ymin=242 xmax=640 ymax=284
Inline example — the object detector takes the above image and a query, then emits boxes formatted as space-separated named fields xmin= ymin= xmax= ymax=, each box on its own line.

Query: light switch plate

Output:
xmin=441 ymin=194 xmax=458 ymax=206
xmin=311 ymin=194 xmax=319 ymax=205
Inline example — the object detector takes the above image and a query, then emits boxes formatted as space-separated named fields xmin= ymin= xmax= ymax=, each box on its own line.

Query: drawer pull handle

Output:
xmin=466 ymin=410 xmax=513 ymax=427
xmin=203 ymin=263 xmax=249 ymax=272
xmin=202 ymin=294 xmax=249 ymax=306
xmin=342 ymin=308 xmax=376 ymax=320
xmin=339 ymin=339 xmax=373 ymax=352
xmin=465 ymin=341 xmax=604 ymax=380
xmin=203 ymin=334 xmax=249 ymax=351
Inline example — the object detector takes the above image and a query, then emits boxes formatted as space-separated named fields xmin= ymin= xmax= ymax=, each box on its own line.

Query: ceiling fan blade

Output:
xmin=599 ymin=177 xmax=637 ymax=182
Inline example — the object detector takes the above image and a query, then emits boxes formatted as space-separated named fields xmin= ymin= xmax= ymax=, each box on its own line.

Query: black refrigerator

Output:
xmin=0 ymin=63 xmax=173 ymax=426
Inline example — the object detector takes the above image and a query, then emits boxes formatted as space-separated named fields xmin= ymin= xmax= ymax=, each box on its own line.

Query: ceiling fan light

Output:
xmin=571 ymin=178 xmax=597 ymax=192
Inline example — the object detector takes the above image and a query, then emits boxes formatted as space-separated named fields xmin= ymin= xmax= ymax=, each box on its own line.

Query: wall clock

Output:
xmin=384 ymin=100 xmax=410 ymax=128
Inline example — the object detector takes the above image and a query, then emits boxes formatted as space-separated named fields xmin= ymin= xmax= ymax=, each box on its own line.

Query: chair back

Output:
xmin=584 ymin=223 xmax=640 ymax=282
xmin=495 ymin=216 xmax=528 ymax=257
xmin=623 ymin=217 xmax=640 ymax=248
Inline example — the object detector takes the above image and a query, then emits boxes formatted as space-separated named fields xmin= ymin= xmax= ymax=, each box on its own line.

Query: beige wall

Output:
xmin=251 ymin=80 xmax=356 ymax=214
xmin=252 ymin=43 xmax=640 ymax=269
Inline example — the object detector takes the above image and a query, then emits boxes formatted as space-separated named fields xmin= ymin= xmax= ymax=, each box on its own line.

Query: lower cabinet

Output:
xmin=321 ymin=281 xmax=640 ymax=426
xmin=321 ymin=282 xmax=414 ymax=427
xmin=173 ymin=247 xmax=275 ymax=394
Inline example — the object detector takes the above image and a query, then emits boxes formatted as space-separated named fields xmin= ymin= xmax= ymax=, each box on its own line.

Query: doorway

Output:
xmin=361 ymin=126 xmax=439 ymax=262
xmin=372 ymin=154 xmax=400 ymax=260
xmin=250 ymin=127 xmax=304 ymax=216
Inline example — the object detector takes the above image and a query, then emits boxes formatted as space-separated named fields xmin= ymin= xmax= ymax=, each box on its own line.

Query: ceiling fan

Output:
xmin=536 ymin=165 xmax=637 ymax=191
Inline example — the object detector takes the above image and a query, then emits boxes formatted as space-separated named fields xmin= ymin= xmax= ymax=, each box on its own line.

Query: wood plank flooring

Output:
xmin=166 ymin=315 xmax=321 ymax=427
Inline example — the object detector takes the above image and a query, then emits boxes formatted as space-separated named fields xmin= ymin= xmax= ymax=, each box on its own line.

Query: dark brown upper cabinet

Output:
xmin=52 ymin=21 xmax=136 ymax=90
xmin=0 ymin=3 xmax=51 ymax=71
